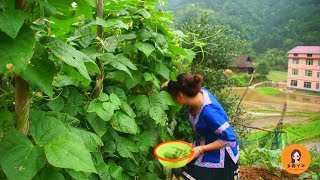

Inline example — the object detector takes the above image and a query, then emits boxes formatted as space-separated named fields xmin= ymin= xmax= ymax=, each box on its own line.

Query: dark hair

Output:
xmin=291 ymin=149 xmax=301 ymax=163
xmin=167 ymin=73 xmax=203 ymax=97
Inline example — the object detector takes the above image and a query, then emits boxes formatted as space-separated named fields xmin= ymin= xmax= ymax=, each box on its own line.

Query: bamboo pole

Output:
xmin=95 ymin=0 xmax=104 ymax=97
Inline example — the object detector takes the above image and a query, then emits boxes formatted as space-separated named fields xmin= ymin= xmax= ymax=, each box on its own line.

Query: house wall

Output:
xmin=287 ymin=53 xmax=320 ymax=92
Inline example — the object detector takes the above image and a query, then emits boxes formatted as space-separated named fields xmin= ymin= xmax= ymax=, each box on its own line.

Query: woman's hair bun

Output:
xmin=193 ymin=74 xmax=203 ymax=84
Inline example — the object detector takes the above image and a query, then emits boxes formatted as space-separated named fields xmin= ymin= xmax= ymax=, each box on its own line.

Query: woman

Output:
xmin=162 ymin=73 xmax=239 ymax=180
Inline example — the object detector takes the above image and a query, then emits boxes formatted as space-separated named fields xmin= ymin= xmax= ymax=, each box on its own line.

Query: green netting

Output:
xmin=239 ymin=130 xmax=288 ymax=150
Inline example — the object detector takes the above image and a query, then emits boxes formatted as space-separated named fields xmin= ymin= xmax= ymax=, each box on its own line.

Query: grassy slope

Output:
xmin=255 ymin=87 xmax=284 ymax=95
xmin=247 ymin=114 xmax=320 ymax=144
xmin=267 ymin=71 xmax=287 ymax=82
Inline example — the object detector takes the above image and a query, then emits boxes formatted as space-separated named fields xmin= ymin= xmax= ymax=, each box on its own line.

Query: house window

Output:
xmin=294 ymin=53 xmax=298 ymax=56
xmin=292 ymin=69 xmax=298 ymax=75
xmin=290 ymin=80 xmax=297 ymax=86
xmin=307 ymin=54 xmax=312 ymax=57
xmin=318 ymin=60 xmax=320 ymax=66
xmin=304 ymin=82 xmax=311 ymax=88
xmin=316 ymin=83 xmax=320 ymax=89
xmin=306 ymin=59 xmax=313 ymax=65
xmin=305 ymin=70 xmax=312 ymax=77
xmin=292 ymin=59 xmax=299 ymax=64
xmin=317 ymin=72 xmax=320 ymax=78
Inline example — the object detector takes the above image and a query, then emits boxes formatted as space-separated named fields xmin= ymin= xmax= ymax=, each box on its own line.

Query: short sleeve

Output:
xmin=203 ymin=105 xmax=237 ymax=147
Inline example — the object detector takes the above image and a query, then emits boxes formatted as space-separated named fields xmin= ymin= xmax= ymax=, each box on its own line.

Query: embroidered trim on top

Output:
xmin=226 ymin=145 xmax=240 ymax=164
xmin=217 ymin=139 xmax=237 ymax=147
xmin=194 ymin=139 xmax=225 ymax=168
xmin=214 ymin=121 xmax=230 ymax=135
xmin=188 ymin=89 xmax=212 ymax=130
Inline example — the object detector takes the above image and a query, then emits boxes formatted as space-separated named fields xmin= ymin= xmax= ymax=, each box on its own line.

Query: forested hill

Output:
xmin=166 ymin=0 xmax=320 ymax=57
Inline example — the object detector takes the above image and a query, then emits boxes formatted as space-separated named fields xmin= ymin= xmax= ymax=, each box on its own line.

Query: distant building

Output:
xmin=287 ymin=46 xmax=320 ymax=92
xmin=233 ymin=55 xmax=254 ymax=74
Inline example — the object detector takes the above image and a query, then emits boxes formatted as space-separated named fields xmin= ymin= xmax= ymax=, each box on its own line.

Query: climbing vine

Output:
xmin=0 ymin=0 xmax=194 ymax=179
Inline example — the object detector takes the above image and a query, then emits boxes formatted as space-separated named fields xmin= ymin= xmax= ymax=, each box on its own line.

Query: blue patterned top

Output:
xmin=189 ymin=88 xmax=239 ymax=168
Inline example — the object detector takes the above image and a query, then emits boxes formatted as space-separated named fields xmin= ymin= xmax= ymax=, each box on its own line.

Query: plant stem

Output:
xmin=95 ymin=0 xmax=104 ymax=98
xmin=14 ymin=75 xmax=29 ymax=134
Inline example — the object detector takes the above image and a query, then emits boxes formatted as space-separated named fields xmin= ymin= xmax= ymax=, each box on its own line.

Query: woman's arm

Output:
xmin=189 ymin=140 xmax=224 ymax=162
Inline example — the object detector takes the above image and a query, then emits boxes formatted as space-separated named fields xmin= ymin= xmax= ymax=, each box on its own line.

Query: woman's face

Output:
xmin=172 ymin=93 xmax=188 ymax=105
xmin=292 ymin=152 xmax=300 ymax=161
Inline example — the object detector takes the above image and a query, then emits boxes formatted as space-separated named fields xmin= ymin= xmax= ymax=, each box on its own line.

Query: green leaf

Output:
xmin=115 ymin=54 xmax=137 ymax=70
xmin=160 ymin=91 xmax=176 ymax=106
xmin=53 ymin=74 xmax=79 ymax=87
xmin=47 ymin=0 xmax=92 ymax=20
xmin=143 ymin=72 xmax=153 ymax=81
xmin=109 ymin=163 xmax=123 ymax=180
xmin=154 ymin=63 xmax=170 ymax=79
xmin=110 ymin=111 xmax=138 ymax=134
xmin=62 ymin=87 xmax=83 ymax=116
xmin=21 ymin=58 xmax=55 ymax=97
xmin=120 ymin=100 xmax=136 ymax=119
xmin=136 ymin=9 xmax=151 ymax=18
xmin=105 ymin=86 xmax=126 ymax=101
xmin=110 ymin=93 xmax=121 ymax=107
xmin=116 ymin=137 xmax=139 ymax=153
xmin=134 ymin=95 xmax=150 ymax=116
xmin=30 ymin=111 xmax=68 ymax=145
xmin=149 ymin=92 xmax=168 ymax=110
xmin=98 ymin=93 xmax=109 ymax=101
xmin=135 ymin=42 xmax=155 ymax=57
xmin=44 ymin=133 xmax=96 ymax=173
xmin=0 ymin=9 xmax=26 ymax=38
xmin=0 ymin=25 xmax=35 ymax=74
xmin=47 ymin=38 xmax=97 ymax=81
xmin=149 ymin=106 xmax=168 ymax=126
xmin=115 ymin=139 xmax=135 ymax=158
xmin=88 ymin=100 xmax=115 ymax=122
xmin=69 ymin=127 xmax=103 ymax=152
xmin=60 ymin=64 xmax=90 ymax=87
xmin=104 ymin=36 xmax=118 ymax=53
xmin=92 ymin=153 xmax=111 ymax=180
xmin=87 ymin=113 xmax=108 ymax=137
xmin=0 ymin=131 xmax=46 ymax=180
xmin=66 ymin=169 xmax=90 ymax=180
xmin=92 ymin=17 xmax=129 ymax=29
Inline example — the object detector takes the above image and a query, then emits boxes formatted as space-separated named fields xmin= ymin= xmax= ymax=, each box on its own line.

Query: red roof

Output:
xmin=288 ymin=46 xmax=320 ymax=54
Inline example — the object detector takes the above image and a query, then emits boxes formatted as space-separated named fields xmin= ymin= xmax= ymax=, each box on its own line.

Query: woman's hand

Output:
xmin=188 ymin=146 xmax=203 ymax=163
xmin=160 ymin=80 xmax=170 ymax=90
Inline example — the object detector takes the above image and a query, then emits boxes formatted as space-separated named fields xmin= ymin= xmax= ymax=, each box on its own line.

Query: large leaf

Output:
xmin=149 ymin=106 xmax=168 ymax=126
xmin=137 ymin=131 xmax=155 ymax=151
xmin=0 ymin=25 xmax=35 ymax=74
xmin=44 ymin=133 xmax=96 ymax=173
xmin=91 ymin=17 xmax=129 ymax=29
xmin=154 ymin=63 xmax=170 ymax=79
xmin=30 ymin=114 xmax=68 ymax=145
xmin=105 ymin=86 xmax=127 ymax=101
xmin=87 ymin=99 xmax=115 ymax=121
xmin=110 ymin=111 xmax=138 ymax=134
xmin=115 ymin=54 xmax=137 ymax=70
xmin=47 ymin=96 xmax=65 ymax=112
xmin=46 ymin=38 xmax=97 ymax=81
xmin=21 ymin=58 xmax=55 ymax=97
xmin=86 ymin=113 xmax=108 ymax=137
xmin=116 ymin=137 xmax=139 ymax=153
xmin=120 ymin=100 xmax=136 ymax=119
xmin=0 ymin=131 xmax=46 ymax=180
xmin=134 ymin=42 xmax=155 ymax=57
xmin=133 ymin=95 xmax=150 ymax=116
xmin=149 ymin=92 xmax=169 ymax=110
xmin=47 ymin=0 xmax=92 ymax=20
xmin=69 ymin=127 xmax=103 ymax=152
xmin=0 ymin=9 xmax=26 ymax=38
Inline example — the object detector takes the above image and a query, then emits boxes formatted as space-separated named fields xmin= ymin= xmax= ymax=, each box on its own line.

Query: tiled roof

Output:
xmin=288 ymin=46 xmax=320 ymax=54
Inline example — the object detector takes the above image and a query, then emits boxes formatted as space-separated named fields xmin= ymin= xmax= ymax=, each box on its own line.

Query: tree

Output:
xmin=255 ymin=61 xmax=271 ymax=78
